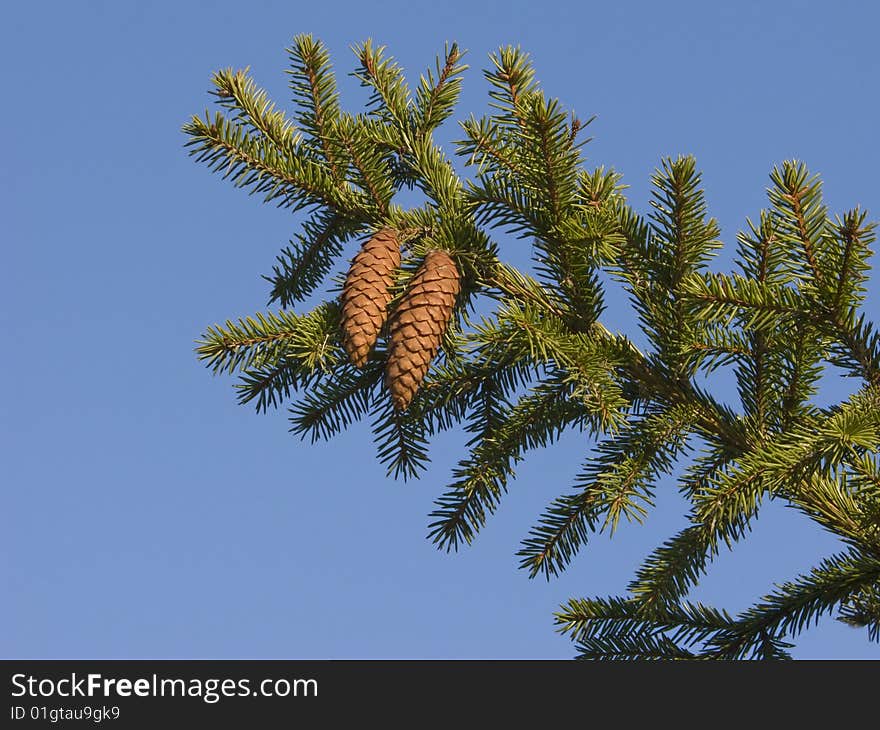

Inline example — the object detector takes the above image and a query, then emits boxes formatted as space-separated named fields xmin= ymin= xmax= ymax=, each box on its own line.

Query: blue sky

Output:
xmin=2 ymin=0 xmax=878 ymax=658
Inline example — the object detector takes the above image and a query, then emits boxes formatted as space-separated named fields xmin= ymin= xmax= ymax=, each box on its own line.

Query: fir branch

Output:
xmin=734 ymin=211 xmax=784 ymax=430
xmin=484 ymin=45 xmax=537 ymax=130
xmin=829 ymin=209 xmax=872 ymax=314
xmin=574 ymin=631 xmax=697 ymax=660
xmin=680 ymin=272 xmax=807 ymax=331
xmin=457 ymin=115 xmax=525 ymax=176
xmin=287 ymin=34 xmax=343 ymax=177
xmin=196 ymin=303 xmax=340 ymax=376
xmin=334 ymin=114 xmax=394 ymax=215
xmin=629 ymin=525 xmax=717 ymax=614
xmin=428 ymin=375 xmax=588 ymax=551
xmin=468 ymin=174 xmax=542 ymax=236
xmin=482 ymin=261 xmax=570 ymax=320
xmin=693 ymin=389 xmax=880 ymax=546
xmin=578 ymin=167 xmax=624 ymax=211
xmin=289 ymin=361 xmax=382 ymax=442
xmin=556 ymin=596 xmax=735 ymax=653
xmin=704 ymin=549 xmax=880 ymax=658
xmin=530 ymin=93 xmax=574 ymax=226
xmin=211 ymin=67 xmax=301 ymax=153
xmin=557 ymin=596 xmax=798 ymax=660
xmin=236 ymin=358 xmax=310 ymax=413
xmin=681 ymin=325 xmax=753 ymax=373
xmin=628 ymin=447 xmax=739 ymax=610
xmin=788 ymin=473 xmax=880 ymax=553
xmin=371 ymin=394 xmax=431 ymax=480
xmin=518 ymin=404 xmax=695 ymax=579
xmin=265 ymin=212 xmax=362 ymax=306
xmin=183 ymin=112 xmax=362 ymax=214
xmin=188 ymin=39 xmax=880 ymax=659
xmin=767 ymin=161 xmax=829 ymax=287
xmin=415 ymin=42 xmax=467 ymax=135
xmin=837 ymin=585 xmax=880 ymax=641
xmin=778 ymin=317 xmax=825 ymax=425
xmin=353 ymin=39 xmax=412 ymax=130
xmin=826 ymin=310 xmax=880 ymax=386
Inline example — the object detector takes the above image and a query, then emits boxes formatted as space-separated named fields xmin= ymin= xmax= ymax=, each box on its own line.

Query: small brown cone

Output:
xmin=386 ymin=250 xmax=460 ymax=411
xmin=340 ymin=228 xmax=402 ymax=368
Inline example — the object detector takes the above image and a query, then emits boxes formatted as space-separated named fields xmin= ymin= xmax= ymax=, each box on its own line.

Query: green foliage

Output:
xmin=186 ymin=36 xmax=880 ymax=658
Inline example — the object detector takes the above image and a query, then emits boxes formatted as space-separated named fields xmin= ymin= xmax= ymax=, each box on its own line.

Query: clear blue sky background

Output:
xmin=2 ymin=0 xmax=878 ymax=659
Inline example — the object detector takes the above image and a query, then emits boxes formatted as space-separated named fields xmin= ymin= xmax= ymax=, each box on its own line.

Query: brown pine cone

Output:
xmin=340 ymin=228 xmax=401 ymax=368
xmin=386 ymin=250 xmax=460 ymax=411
